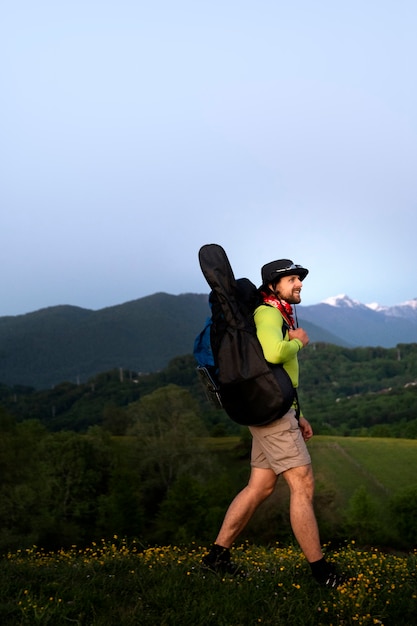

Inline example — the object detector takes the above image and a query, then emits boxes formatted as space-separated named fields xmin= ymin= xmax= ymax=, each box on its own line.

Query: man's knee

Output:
xmin=247 ymin=467 xmax=277 ymax=501
xmin=283 ymin=463 xmax=315 ymax=496
xmin=254 ymin=481 xmax=275 ymax=501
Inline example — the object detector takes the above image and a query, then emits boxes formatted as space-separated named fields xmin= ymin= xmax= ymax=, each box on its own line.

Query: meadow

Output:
xmin=1 ymin=538 xmax=416 ymax=625
xmin=1 ymin=436 xmax=417 ymax=624
xmin=309 ymin=436 xmax=417 ymax=497
xmin=206 ymin=435 xmax=417 ymax=549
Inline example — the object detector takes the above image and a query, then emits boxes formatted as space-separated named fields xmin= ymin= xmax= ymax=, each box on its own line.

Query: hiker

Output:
xmin=202 ymin=259 xmax=345 ymax=587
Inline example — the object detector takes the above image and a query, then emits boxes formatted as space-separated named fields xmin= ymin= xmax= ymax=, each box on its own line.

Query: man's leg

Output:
xmin=282 ymin=463 xmax=323 ymax=562
xmin=283 ymin=462 xmax=347 ymax=586
xmin=215 ymin=466 xmax=277 ymax=547
xmin=202 ymin=466 xmax=277 ymax=573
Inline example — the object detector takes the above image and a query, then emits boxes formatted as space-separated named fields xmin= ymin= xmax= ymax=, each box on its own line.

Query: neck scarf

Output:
xmin=261 ymin=291 xmax=296 ymax=329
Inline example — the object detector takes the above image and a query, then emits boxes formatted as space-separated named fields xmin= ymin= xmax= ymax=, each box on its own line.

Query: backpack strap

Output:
xmin=260 ymin=303 xmax=300 ymax=419
xmin=260 ymin=302 xmax=291 ymax=338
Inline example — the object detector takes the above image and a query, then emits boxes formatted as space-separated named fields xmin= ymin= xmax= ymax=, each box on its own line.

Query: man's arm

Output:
xmin=255 ymin=306 xmax=305 ymax=364
xmin=298 ymin=416 xmax=313 ymax=441
xmin=288 ymin=327 xmax=309 ymax=347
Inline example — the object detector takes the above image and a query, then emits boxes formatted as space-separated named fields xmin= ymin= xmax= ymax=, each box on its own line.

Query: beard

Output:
xmin=285 ymin=292 xmax=301 ymax=304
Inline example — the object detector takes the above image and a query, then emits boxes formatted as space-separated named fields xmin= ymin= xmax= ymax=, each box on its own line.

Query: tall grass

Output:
xmin=1 ymin=538 xmax=416 ymax=625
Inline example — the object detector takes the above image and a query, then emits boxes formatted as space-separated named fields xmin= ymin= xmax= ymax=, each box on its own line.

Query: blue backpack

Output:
xmin=194 ymin=244 xmax=296 ymax=426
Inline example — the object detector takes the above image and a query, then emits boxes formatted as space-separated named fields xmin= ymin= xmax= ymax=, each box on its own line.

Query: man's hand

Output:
xmin=298 ymin=416 xmax=313 ymax=441
xmin=288 ymin=327 xmax=309 ymax=347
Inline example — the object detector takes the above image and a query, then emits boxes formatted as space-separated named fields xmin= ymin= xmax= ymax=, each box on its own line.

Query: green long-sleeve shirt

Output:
xmin=253 ymin=304 xmax=303 ymax=389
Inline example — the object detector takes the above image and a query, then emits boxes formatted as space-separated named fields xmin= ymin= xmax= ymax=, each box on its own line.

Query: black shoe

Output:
xmin=201 ymin=553 xmax=246 ymax=578
xmin=314 ymin=563 xmax=347 ymax=588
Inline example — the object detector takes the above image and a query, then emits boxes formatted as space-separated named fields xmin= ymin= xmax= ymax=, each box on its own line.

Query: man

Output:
xmin=202 ymin=259 xmax=344 ymax=587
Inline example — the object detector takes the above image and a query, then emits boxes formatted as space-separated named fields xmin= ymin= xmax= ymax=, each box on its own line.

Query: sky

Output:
xmin=2 ymin=0 xmax=416 ymax=316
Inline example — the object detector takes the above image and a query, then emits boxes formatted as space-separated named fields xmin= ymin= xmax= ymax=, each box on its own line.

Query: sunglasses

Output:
xmin=274 ymin=263 xmax=303 ymax=274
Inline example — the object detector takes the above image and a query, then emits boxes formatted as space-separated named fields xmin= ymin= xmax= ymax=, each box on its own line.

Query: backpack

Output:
xmin=194 ymin=243 xmax=296 ymax=426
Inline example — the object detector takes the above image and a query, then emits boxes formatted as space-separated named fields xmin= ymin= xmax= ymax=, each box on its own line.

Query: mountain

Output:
xmin=0 ymin=293 xmax=416 ymax=389
xmin=0 ymin=293 xmax=210 ymax=389
xmin=298 ymin=295 xmax=417 ymax=348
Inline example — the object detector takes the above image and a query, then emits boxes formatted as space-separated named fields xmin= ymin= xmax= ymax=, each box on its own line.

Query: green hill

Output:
xmin=0 ymin=293 xmax=348 ymax=389
xmin=0 ymin=293 xmax=209 ymax=388
xmin=233 ymin=435 xmax=417 ymax=548
xmin=1 ymin=342 xmax=417 ymax=437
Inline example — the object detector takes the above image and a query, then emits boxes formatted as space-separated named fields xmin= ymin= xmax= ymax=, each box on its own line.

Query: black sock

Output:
xmin=208 ymin=543 xmax=230 ymax=562
xmin=309 ymin=557 xmax=332 ymax=580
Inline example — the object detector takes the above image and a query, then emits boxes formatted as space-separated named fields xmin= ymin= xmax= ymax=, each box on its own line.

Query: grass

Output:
xmin=205 ymin=435 xmax=417 ymax=499
xmin=202 ymin=436 xmax=417 ymax=549
xmin=330 ymin=437 xmax=417 ymax=494
xmin=293 ymin=436 xmax=417 ymax=507
xmin=1 ymin=538 xmax=416 ymax=625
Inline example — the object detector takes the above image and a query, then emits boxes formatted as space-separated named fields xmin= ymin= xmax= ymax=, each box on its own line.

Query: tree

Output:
xmin=390 ymin=485 xmax=417 ymax=548
xmin=39 ymin=427 xmax=115 ymax=547
xmin=97 ymin=462 xmax=145 ymax=538
xmin=153 ymin=474 xmax=211 ymax=543
xmin=126 ymin=385 xmax=213 ymax=540
xmin=102 ymin=405 xmax=133 ymax=435
xmin=0 ymin=411 xmax=50 ymax=551
xmin=127 ymin=384 xmax=210 ymax=489
xmin=345 ymin=485 xmax=380 ymax=545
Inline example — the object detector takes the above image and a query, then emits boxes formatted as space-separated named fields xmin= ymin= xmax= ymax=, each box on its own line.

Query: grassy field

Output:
xmin=1 ymin=436 xmax=416 ymax=624
xmin=207 ymin=435 xmax=417 ymax=501
xmin=309 ymin=437 xmax=416 ymax=509
xmin=204 ymin=435 xmax=417 ymax=548
xmin=323 ymin=437 xmax=417 ymax=493
xmin=1 ymin=538 xmax=416 ymax=625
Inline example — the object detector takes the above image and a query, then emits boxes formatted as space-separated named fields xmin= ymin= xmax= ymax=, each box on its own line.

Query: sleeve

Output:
xmin=254 ymin=305 xmax=302 ymax=365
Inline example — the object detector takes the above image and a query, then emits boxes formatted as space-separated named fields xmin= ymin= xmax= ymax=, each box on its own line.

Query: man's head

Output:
xmin=261 ymin=259 xmax=309 ymax=304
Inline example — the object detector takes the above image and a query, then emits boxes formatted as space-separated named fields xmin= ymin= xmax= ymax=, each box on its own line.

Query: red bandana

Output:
xmin=260 ymin=291 xmax=295 ymax=329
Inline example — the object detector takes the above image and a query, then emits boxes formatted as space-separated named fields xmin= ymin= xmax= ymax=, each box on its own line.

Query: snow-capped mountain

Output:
xmin=323 ymin=294 xmax=365 ymax=308
xmin=298 ymin=295 xmax=417 ymax=348
xmin=366 ymin=298 xmax=417 ymax=320
xmin=322 ymin=294 xmax=417 ymax=321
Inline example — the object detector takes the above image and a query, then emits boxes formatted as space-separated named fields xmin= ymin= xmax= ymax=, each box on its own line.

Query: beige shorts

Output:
xmin=249 ymin=409 xmax=311 ymax=475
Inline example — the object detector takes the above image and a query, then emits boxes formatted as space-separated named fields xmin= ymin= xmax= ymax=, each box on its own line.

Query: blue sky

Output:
xmin=2 ymin=0 xmax=416 ymax=316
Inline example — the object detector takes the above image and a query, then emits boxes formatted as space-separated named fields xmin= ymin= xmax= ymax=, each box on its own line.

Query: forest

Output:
xmin=1 ymin=342 xmax=417 ymax=437
xmin=1 ymin=342 xmax=417 ymax=556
